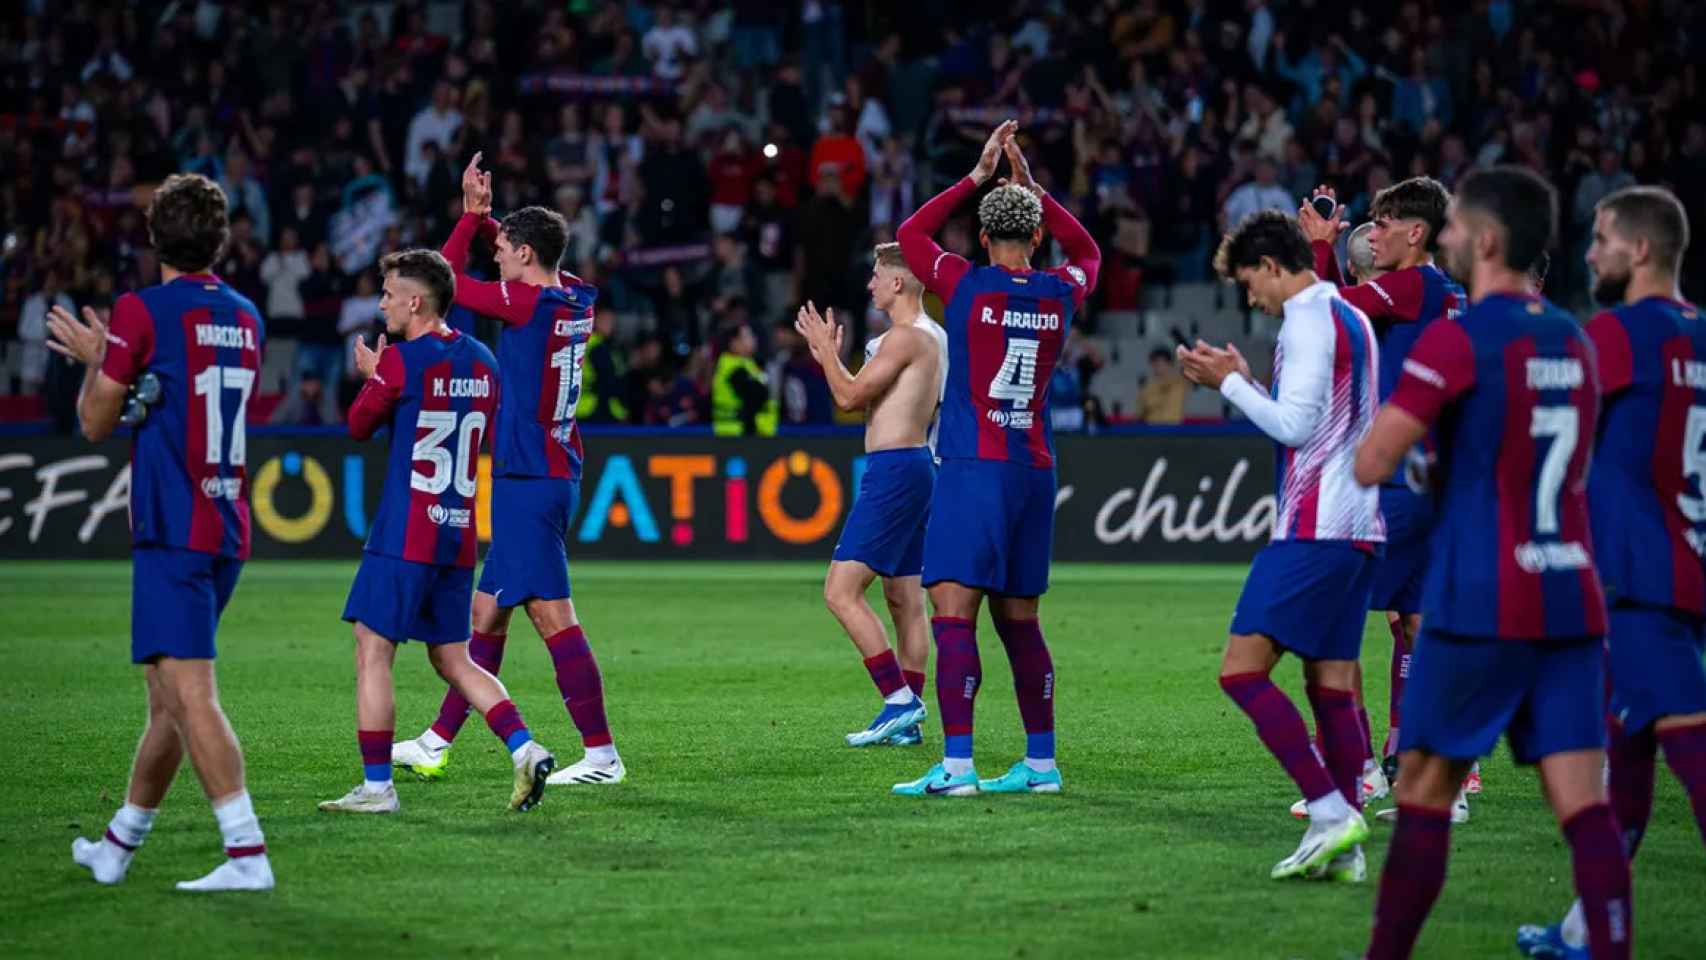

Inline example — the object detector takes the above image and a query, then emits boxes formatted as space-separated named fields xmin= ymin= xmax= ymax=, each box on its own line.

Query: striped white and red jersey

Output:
xmin=1219 ymin=281 xmax=1384 ymax=543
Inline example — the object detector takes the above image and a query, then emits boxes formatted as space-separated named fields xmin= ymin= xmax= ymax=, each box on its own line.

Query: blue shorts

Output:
xmin=1608 ymin=603 xmax=1706 ymax=733
xmin=1399 ymin=628 xmax=1606 ymax=764
xmin=1368 ymin=487 xmax=1432 ymax=614
xmin=131 ymin=546 xmax=243 ymax=664
xmin=476 ymin=476 xmax=577 ymax=607
xmin=1230 ymin=540 xmax=1379 ymax=661
xmin=342 ymin=552 xmax=474 ymax=644
xmin=833 ymin=447 xmax=935 ymax=577
xmin=922 ymin=459 xmax=1055 ymax=597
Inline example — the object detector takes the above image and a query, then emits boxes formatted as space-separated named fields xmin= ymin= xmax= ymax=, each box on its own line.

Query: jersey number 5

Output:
xmin=1679 ymin=406 xmax=1706 ymax=523
xmin=192 ymin=365 xmax=256 ymax=466
xmin=413 ymin=411 xmax=486 ymax=497
xmin=988 ymin=339 xmax=1040 ymax=409
xmin=1530 ymin=405 xmax=1579 ymax=534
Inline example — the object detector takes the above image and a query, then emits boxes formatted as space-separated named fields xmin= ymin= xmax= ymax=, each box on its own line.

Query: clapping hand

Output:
xmin=462 ymin=152 xmax=493 ymax=216
xmin=794 ymin=301 xmax=843 ymax=361
xmin=44 ymin=304 xmax=108 ymax=367
xmin=972 ymin=119 xmax=1018 ymax=185
xmin=1176 ymin=339 xmax=1252 ymax=390
xmin=353 ymin=332 xmax=388 ymax=380
xmin=1298 ymin=184 xmax=1344 ymax=244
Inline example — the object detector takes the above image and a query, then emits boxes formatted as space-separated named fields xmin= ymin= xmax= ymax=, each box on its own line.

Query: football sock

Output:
xmin=483 ymin=698 xmax=533 ymax=753
xmin=995 ymin=618 xmax=1055 ymax=768
xmin=212 ymin=791 xmax=266 ymax=860
xmin=105 ymin=802 xmax=156 ymax=854
xmin=862 ymin=649 xmax=906 ymax=700
xmin=1307 ymin=684 xmax=1366 ymax=812
xmin=358 ymin=729 xmax=392 ymax=789
xmin=903 ymin=669 xmax=926 ymax=700
xmin=1658 ymin=720 xmax=1706 ymax=844
xmin=1562 ymin=803 xmax=1633 ymax=960
xmin=933 ymin=617 xmax=980 ymax=765
xmin=430 ymin=630 xmax=506 ymax=743
xmin=1386 ymin=618 xmax=1410 ymax=757
xmin=1357 ymin=706 xmax=1374 ymax=763
xmin=1367 ymin=804 xmax=1452 ymax=959
xmin=545 ymin=626 xmax=614 ymax=750
xmin=1561 ymin=901 xmax=1588 ymax=949
xmin=1220 ymin=672 xmax=1337 ymax=807
xmin=1607 ymin=720 xmax=1657 ymax=858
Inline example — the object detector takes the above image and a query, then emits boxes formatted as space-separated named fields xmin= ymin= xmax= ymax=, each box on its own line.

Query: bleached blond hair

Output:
xmin=873 ymin=242 xmax=923 ymax=295
xmin=978 ymin=184 xmax=1043 ymax=241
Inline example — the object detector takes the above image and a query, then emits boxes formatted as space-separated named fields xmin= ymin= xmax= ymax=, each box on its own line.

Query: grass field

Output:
xmin=1 ymin=561 xmax=1702 ymax=959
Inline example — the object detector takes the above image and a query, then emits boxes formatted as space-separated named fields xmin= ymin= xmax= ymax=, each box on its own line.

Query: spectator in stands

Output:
xmin=17 ymin=270 xmax=72 ymax=396
xmin=642 ymin=5 xmax=698 ymax=81
xmin=744 ymin=176 xmax=801 ymax=320
xmin=624 ymin=334 xmax=667 ymax=424
xmin=337 ymin=271 xmax=382 ymax=413
xmin=768 ymin=319 xmax=832 ymax=425
xmin=578 ymin=308 xmax=629 ymax=424
xmin=404 ymin=80 xmax=463 ymax=187
xmin=269 ymin=370 xmax=331 ymax=426
xmin=1392 ymin=46 xmax=1453 ymax=135
xmin=711 ymin=321 xmax=776 ymax=436
xmin=798 ymin=171 xmax=860 ymax=344
xmin=1138 ymin=349 xmax=1188 ymax=425
xmin=1222 ymin=155 xmax=1292 ymax=229
xmin=278 ymin=182 xmax=328 ymax=252
xmin=706 ymin=128 xmax=761 ymax=236
xmin=637 ymin=112 xmax=709 ymax=245
xmin=546 ymin=103 xmax=595 ymax=193
xmin=809 ymin=100 xmax=866 ymax=201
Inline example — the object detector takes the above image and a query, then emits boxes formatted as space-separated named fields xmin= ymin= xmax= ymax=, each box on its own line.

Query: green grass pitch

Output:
xmin=1 ymin=561 xmax=1701 ymax=959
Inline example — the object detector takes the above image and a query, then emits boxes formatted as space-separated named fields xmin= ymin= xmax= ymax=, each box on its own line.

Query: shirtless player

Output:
xmin=796 ymin=243 xmax=948 ymax=748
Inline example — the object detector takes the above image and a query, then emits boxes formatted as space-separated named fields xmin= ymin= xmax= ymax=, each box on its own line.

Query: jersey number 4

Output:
xmin=412 ymin=411 xmax=486 ymax=497
xmin=192 ymin=365 xmax=256 ymax=466
xmin=988 ymin=339 xmax=1040 ymax=409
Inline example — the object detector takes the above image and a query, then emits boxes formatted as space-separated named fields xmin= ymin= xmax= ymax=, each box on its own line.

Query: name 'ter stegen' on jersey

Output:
xmin=348 ymin=330 xmax=499 ymax=568
xmin=100 ymin=273 xmax=265 ymax=559
xmin=1388 ymin=293 xmax=1607 ymax=639
xmin=1586 ymin=295 xmax=1706 ymax=616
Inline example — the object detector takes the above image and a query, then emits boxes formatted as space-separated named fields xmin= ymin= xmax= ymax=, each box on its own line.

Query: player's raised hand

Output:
xmin=794 ymin=301 xmax=840 ymax=360
xmin=353 ymin=332 xmax=387 ymax=380
xmin=1002 ymin=133 xmax=1043 ymax=198
xmin=1298 ymin=184 xmax=1343 ymax=244
xmin=461 ymin=152 xmax=492 ymax=216
xmin=971 ymin=119 xmax=1018 ymax=185
xmin=44 ymin=303 xmax=108 ymax=366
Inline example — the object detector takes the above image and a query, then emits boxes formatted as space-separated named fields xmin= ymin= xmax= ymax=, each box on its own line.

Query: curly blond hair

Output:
xmin=978 ymin=184 xmax=1043 ymax=241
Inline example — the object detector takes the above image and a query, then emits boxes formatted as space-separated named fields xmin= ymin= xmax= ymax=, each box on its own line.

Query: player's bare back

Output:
xmin=863 ymin=323 xmax=944 ymax=453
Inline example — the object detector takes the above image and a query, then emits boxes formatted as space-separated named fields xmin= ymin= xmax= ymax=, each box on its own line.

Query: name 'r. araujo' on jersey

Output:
xmin=441 ymin=212 xmax=598 ymax=481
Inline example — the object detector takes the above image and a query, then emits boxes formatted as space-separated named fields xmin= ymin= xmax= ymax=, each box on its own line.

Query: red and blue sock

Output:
xmin=483 ymin=699 xmax=532 ymax=753
xmin=1385 ymin=618 xmax=1411 ymax=757
xmin=1307 ymin=684 xmax=1367 ymax=811
xmin=1367 ymin=804 xmax=1452 ymax=959
xmin=1562 ymin=803 xmax=1633 ymax=960
xmin=358 ymin=729 xmax=392 ymax=786
xmin=903 ymin=669 xmax=926 ymax=700
xmin=933 ymin=617 xmax=980 ymax=762
xmin=1608 ymin=718 xmax=1657 ymax=858
xmin=995 ymin=618 xmax=1055 ymax=763
xmin=430 ymin=630 xmax=506 ymax=743
xmin=1659 ymin=720 xmax=1706 ymax=845
xmin=545 ymin=626 xmax=613 ymax=749
xmin=863 ymin=649 xmax=905 ymax=699
xmin=1220 ymin=672 xmax=1336 ymax=803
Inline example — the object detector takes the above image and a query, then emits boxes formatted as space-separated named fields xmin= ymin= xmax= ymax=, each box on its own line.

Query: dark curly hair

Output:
xmin=1213 ymin=210 xmax=1313 ymax=279
xmin=499 ymin=206 xmax=569 ymax=272
xmin=147 ymin=173 xmax=229 ymax=273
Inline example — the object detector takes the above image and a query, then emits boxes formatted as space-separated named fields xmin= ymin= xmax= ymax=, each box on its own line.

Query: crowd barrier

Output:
xmin=0 ymin=429 xmax=1275 ymax=562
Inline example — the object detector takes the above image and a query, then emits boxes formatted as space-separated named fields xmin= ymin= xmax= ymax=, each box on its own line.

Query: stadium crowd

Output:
xmin=3 ymin=0 xmax=1706 ymax=431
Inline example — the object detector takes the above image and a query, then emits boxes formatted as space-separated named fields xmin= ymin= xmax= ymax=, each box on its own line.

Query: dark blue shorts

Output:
xmin=1399 ymin=627 xmax=1606 ymax=764
xmin=343 ymin=552 xmax=474 ymax=644
xmin=1368 ymin=487 xmax=1432 ymax=614
xmin=833 ymin=446 xmax=935 ymax=577
xmin=131 ymin=546 xmax=242 ymax=664
xmin=1608 ymin=603 xmax=1706 ymax=733
xmin=922 ymin=459 xmax=1056 ymax=597
xmin=476 ymin=476 xmax=578 ymax=607
xmin=1231 ymin=540 xmax=1379 ymax=661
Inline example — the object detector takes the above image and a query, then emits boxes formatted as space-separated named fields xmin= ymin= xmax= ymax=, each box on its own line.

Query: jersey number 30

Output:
xmin=413 ymin=411 xmax=486 ymax=497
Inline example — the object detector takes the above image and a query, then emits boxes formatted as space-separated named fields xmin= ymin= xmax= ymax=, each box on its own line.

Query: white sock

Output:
xmin=107 ymin=802 xmax=157 ymax=851
xmin=363 ymin=779 xmax=392 ymax=793
xmin=942 ymin=757 xmax=974 ymax=776
xmin=1305 ymin=790 xmax=1355 ymax=824
xmin=1024 ymin=757 xmax=1057 ymax=773
xmin=1560 ymin=900 xmax=1588 ymax=948
xmin=509 ymin=741 xmax=533 ymax=763
xmin=419 ymin=728 xmax=450 ymax=752
xmin=883 ymin=688 xmax=913 ymax=706
xmin=585 ymin=744 xmax=618 ymax=765
xmin=212 ymin=791 xmax=265 ymax=855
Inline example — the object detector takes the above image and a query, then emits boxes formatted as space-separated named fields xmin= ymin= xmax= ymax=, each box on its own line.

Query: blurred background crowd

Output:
xmin=3 ymin=0 xmax=1705 ymax=433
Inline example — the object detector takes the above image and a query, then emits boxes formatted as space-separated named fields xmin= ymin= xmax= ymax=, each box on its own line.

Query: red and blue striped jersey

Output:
xmin=897 ymin=178 xmax=1100 ymax=468
xmin=1389 ymin=293 xmax=1606 ymax=640
xmin=1585 ymin=297 xmax=1706 ymax=617
xmin=100 ymin=274 xmax=264 ymax=559
xmin=347 ymin=330 xmax=499 ymax=568
xmin=442 ymin=213 xmax=597 ymax=480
